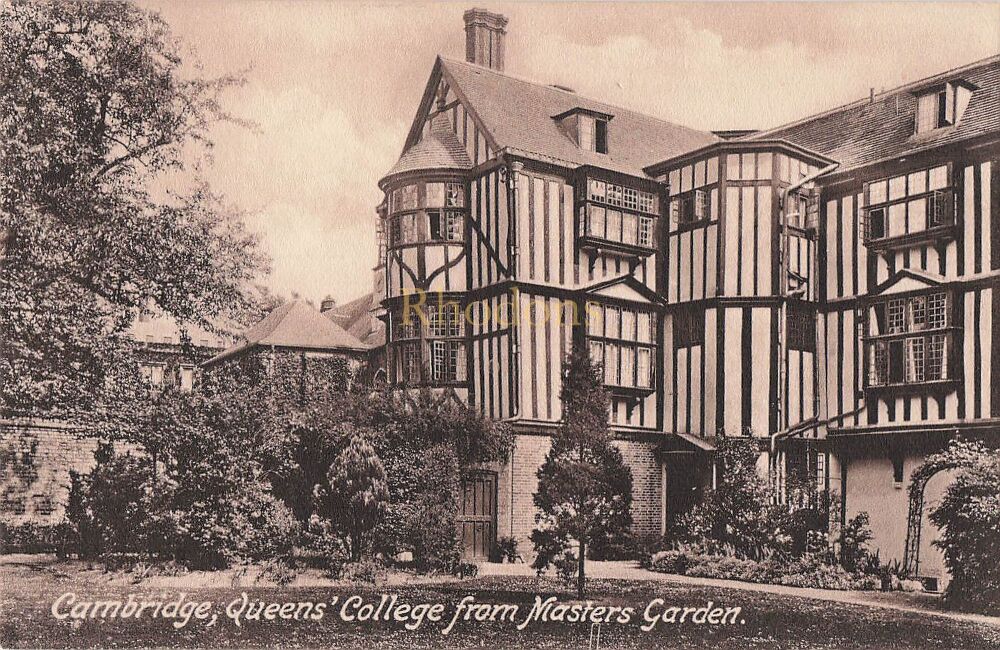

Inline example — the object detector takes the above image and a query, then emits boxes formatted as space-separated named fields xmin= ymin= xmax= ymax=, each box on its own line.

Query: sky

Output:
xmin=139 ymin=1 xmax=1000 ymax=306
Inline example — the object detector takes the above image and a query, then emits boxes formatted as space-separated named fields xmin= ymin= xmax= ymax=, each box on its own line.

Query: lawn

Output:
xmin=1 ymin=556 xmax=998 ymax=649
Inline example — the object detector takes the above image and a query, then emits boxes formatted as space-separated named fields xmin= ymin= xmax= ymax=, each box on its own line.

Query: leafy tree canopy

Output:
xmin=0 ymin=0 xmax=267 ymax=416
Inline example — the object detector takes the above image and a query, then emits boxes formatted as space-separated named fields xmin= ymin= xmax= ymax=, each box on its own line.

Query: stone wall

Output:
xmin=0 ymin=420 xmax=97 ymax=525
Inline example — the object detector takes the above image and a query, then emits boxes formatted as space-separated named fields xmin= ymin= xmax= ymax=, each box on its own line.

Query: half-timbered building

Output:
xmin=375 ymin=8 xmax=999 ymax=577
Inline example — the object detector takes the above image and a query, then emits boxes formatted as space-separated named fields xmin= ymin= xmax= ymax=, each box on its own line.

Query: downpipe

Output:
xmin=773 ymin=162 xmax=839 ymax=484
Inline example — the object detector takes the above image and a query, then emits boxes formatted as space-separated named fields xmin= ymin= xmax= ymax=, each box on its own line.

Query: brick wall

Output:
xmin=0 ymin=421 xmax=98 ymax=525
xmin=495 ymin=432 xmax=663 ymax=560
xmin=614 ymin=439 xmax=662 ymax=536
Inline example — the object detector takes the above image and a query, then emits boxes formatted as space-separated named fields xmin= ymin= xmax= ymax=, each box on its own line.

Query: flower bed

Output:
xmin=649 ymin=550 xmax=886 ymax=591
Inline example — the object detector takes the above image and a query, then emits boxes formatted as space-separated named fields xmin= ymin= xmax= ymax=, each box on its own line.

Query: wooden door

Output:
xmin=458 ymin=471 xmax=497 ymax=560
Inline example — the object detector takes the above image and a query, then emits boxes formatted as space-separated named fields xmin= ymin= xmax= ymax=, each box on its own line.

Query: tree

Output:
xmin=320 ymin=431 xmax=389 ymax=562
xmin=0 ymin=1 xmax=266 ymax=417
xmin=531 ymin=345 xmax=633 ymax=598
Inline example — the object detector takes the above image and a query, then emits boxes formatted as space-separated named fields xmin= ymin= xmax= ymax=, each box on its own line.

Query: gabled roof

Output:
xmin=326 ymin=292 xmax=386 ymax=348
xmin=582 ymin=274 xmax=667 ymax=306
xmin=870 ymin=268 xmax=947 ymax=296
xmin=746 ymin=54 xmax=1000 ymax=173
xmin=382 ymin=119 xmax=472 ymax=185
xmin=435 ymin=56 xmax=719 ymax=178
xmin=204 ymin=300 xmax=369 ymax=366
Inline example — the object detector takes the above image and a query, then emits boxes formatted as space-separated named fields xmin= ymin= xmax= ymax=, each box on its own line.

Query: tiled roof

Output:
xmin=326 ymin=292 xmax=385 ymax=348
xmin=440 ymin=57 xmax=719 ymax=178
xmin=204 ymin=300 xmax=369 ymax=366
xmin=384 ymin=119 xmax=472 ymax=181
xmin=746 ymin=55 xmax=1000 ymax=172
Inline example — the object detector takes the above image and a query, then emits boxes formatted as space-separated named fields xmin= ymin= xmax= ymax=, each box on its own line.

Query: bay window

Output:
xmin=390 ymin=301 xmax=466 ymax=386
xmin=865 ymin=291 xmax=956 ymax=388
xmin=579 ymin=178 xmax=659 ymax=252
xmin=585 ymin=301 xmax=657 ymax=391
xmin=387 ymin=180 xmax=466 ymax=247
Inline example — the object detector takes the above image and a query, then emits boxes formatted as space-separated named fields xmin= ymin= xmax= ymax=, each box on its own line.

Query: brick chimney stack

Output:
xmin=320 ymin=295 xmax=337 ymax=313
xmin=463 ymin=8 xmax=508 ymax=72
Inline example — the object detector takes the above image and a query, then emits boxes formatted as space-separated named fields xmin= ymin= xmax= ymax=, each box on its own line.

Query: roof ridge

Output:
xmin=439 ymin=55 xmax=717 ymax=139
xmin=749 ymin=53 xmax=1000 ymax=140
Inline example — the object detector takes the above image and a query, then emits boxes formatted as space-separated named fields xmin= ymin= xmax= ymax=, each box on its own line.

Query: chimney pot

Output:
xmin=463 ymin=8 xmax=508 ymax=72
xmin=320 ymin=296 xmax=337 ymax=313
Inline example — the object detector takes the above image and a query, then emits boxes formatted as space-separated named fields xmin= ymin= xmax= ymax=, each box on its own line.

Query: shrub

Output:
xmin=406 ymin=443 xmax=462 ymax=573
xmin=363 ymin=388 xmax=513 ymax=573
xmin=65 ymin=444 xmax=168 ymax=559
xmin=340 ymin=558 xmax=386 ymax=585
xmin=491 ymin=536 xmax=519 ymax=564
xmin=633 ymin=532 xmax=668 ymax=568
xmin=838 ymin=512 xmax=874 ymax=573
xmin=455 ymin=562 xmax=479 ymax=578
xmin=259 ymin=558 xmax=297 ymax=586
xmin=651 ymin=550 xmax=691 ymax=575
xmin=925 ymin=440 xmax=1000 ymax=615
xmin=669 ymin=437 xmax=779 ymax=561
xmin=170 ymin=481 xmax=298 ymax=569
xmin=300 ymin=515 xmax=350 ymax=573
xmin=649 ymin=549 xmax=881 ymax=591
xmin=0 ymin=521 xmax=75 ymax=555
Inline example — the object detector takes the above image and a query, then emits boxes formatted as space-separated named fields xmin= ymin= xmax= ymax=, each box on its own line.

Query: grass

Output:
xmin=2 ymin=556 xmax=999 ymax=649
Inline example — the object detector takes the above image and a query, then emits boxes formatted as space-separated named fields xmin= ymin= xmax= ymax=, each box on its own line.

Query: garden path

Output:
xmin=478 ymin=559 xmax=1000 ymax=628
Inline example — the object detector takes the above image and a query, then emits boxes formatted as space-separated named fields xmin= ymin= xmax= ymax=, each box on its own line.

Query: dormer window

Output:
xmin=862 ymin=164 xmax=955 ymax=250
xmin=554 ymin=108 xmax=613 ymax=154
xmin=914 ymin=80 xmax=974 ymax=134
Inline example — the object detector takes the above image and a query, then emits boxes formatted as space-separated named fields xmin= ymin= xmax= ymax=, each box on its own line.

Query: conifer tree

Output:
xmin=531 ymin=344 xmax=633 ymax=598
xmin=323 ymin=431 xmax=389 ymax=561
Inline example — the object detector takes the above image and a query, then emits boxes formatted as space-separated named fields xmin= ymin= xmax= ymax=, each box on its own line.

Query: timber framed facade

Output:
xmin=374 ymin=9 xmax=1000 ymax=582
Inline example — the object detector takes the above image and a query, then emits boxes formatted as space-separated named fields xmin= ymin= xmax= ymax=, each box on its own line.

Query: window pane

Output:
xmin=916 ymin=92 xmax=936 ymax=133
xmin=180 ymin=367 xmax=194 ymax=392
xmin=909 ymin=295 xmax=927 ymax=331
xmin=589 ymin=179 xmax=606 ymax=201
xmin=637 ymin=312 xmax=651 ymax=343
xmin=622 ymin=213 xmax=637 ymax=245
xmin=606 ymin=307 xmax=620 ymax=339
xmin=400 ymin=184 xmax=417 ymax=210
xmin=589 ymin=341 xmax=604 ymax=368
xmin=428 ymin=210 xmax=442 ymax=239
xmin=604 ymin=344 xmax=618 ymax=384
xmin=927 ymin=334 xmax=947 ymax=380
xmin=579 ymin=114 xmax=595 ymax=151
xmin=445 ymin=211 xmax=463 ymax=241
xmin=888 ymin=299 xmax=906 ymax=333
xmin=425 ymin=183 xmax=444 ymax=207
xmin=889 ymin=340 xmax=905 ymax=383
xmin=445 ymin=183 xmax=464 ymax=207
xmin=637 ymin=348 xmax=651 ymax=388
xmin=905 ymin=337 xmax=925 ymax=383
xmin=587 ymin=303 xmax=604 ymax=337
xmin=638 ymin=216 xmax=654 ymax=248
xmin=621 ymin=310 xmax=636 ymax=341
xmin=928 ymin=293 xmax=947 ymax=329
xmin=606 ymin=210 xmax=622 ymax=242
xmin=621 ymin=347 xmax=635 ymax=387
xmin=588 ymin=205 xmax=606 ymax=238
